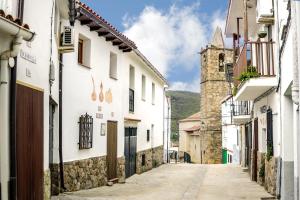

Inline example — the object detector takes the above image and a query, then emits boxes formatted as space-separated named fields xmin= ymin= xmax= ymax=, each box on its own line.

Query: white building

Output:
xmin=221 ymin=96 xmax=241 ymax=164
xmin=225 ymin=0 xmax=300 ymax=199
xmin=0 ymin=0 xmax=170 ymax=199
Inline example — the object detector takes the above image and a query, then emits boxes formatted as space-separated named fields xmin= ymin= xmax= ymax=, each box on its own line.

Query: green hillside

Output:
xmin=166 ymin=90 xmax=200 ymax=142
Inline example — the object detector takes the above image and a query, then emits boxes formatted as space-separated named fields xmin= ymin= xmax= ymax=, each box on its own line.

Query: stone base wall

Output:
xmin=200 ymin=131 xmax=222 ymax=164
xmin=44 ymin=170 xmax=51 ymax=200
xmin=136 ymin=145 xmax=164 ymax=174
xmin=50 ymin=156 xmax=107 ymax=193
xmin=264 ymin=156 xmax=278 ymax=196
xmin=117 ymin=156 xmax=126 ymax=183
xmin=152 ymin=146 xmax=164 ymax=167
xmin=257 ymin=152 xmax=266 ymax=186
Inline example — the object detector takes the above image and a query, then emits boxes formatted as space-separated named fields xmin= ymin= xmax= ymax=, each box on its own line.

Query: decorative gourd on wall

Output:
xmin=105 ymin=89 xmax=113 ymax=104
xmin=91 ymin=76 xmax=97 ymax=101
xmin=99 ymin=82 xmax=104 ymax=102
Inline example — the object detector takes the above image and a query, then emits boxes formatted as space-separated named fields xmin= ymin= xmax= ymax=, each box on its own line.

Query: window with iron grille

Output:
xmin=78 ymin=113 xmax=93 ymax=149
xmin=129 ymin=88 xmax=134 ymax=112
xmin=147 ymin=130 xmax=150 ymax=142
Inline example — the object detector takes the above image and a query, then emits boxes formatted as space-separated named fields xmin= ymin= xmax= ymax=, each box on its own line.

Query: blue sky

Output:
xmin=81 ymin=0 xmax=228 ymax=92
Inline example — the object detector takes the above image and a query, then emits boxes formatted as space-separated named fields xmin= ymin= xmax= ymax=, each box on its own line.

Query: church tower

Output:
xmin=199 ymin=27 xmax=233 ymax=164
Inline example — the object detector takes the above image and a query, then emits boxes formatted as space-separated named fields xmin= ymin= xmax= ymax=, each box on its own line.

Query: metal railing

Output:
xmin=232 ymin=101 xmax=251 ymax=116
xmin=234 ymin=41 xmax=275 ymax=85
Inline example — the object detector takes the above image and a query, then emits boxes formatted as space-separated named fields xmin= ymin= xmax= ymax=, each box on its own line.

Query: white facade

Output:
xmin=221 ymin=97 xmax=240 ymax=164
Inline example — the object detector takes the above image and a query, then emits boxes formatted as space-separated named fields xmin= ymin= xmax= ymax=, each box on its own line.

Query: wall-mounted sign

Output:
xmin=101 ymin=123 xmax=106 ymax=136
xmin=96 ymin=113 xmax=103 ymax=119
xmin=20 ymin=49 xmax=36 ymax=64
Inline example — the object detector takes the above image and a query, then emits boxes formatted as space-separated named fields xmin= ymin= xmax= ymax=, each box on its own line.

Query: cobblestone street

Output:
xmin=53 ymin=164 xmax=273 ymax=200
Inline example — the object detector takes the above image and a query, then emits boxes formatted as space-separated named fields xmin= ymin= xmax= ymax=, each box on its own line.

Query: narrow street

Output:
xmin=53 ymin=164 xmax=273 ymax=200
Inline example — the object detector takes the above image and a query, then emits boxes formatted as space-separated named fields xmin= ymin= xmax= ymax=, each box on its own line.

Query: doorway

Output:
xmin=252 ymin=118 xmax=258 ymax=181
xmin=107 ymin=121 xmax=118 ymax=181
xmin=16 ymin=83 xmax=44 ymax=200
xmin=124 ymin=127 xmax=137 ymax=178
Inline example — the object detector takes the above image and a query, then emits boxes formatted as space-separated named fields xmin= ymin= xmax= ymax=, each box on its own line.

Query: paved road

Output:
xmin=53 ymin=164 xmax=273 ymax=200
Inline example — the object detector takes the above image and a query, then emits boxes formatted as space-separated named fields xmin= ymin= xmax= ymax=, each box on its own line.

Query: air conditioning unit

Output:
xmin=59 ymin=26 xmax=74 ymax=53
xmin=256 ymin=0 xmax=274 ymax=24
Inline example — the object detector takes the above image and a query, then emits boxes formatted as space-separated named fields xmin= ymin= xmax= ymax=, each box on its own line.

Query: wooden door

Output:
xmin=16 ymin=84 xmax=44 ymax=200
xmin=252 ymin=118 xmax=258 ymax=181
xmin=107 ymin=121 xmax=118 ymax=180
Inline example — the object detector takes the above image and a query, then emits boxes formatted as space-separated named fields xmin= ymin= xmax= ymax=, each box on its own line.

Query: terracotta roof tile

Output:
xmin=0 ymin=9 xmax=30 ymax=30
xmin=179 ymin=112 xmax=201 ymax=122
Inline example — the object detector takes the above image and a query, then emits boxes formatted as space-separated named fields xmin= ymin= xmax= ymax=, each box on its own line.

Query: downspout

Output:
xmin=9 ymin=1 xmax=25 ymax=199
xmin=292 ymin=1 xmax=299 ymax=106
xmin=166 ymin=97 xmax=170 ymax=163
xmin=58 ymin=53 xmax=65 ymax=191
xmin=0 ymin=36 xmax=22 ymax=200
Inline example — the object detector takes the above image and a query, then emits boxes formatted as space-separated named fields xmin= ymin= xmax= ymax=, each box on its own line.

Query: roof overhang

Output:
xmin=234 ymin=77 xmax=277 ymax=101
xmin=225 ymin=0 xmax=259 ymax=38
xmin=76 ymin=2 xmax=137 ymax=52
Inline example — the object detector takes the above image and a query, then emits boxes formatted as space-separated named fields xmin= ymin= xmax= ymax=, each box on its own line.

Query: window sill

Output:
xmin=78 ymin=63 xmax=91 ymax=69
xmin=110 ymin=76 xmax=118 ymax=81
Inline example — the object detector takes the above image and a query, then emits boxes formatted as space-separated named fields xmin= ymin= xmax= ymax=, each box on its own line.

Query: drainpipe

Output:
xmin=58 ymin=53 xmax=65 ymax=191
xmin=166 ymin=97 xmax=170 ymax=163
xmin=295 ymin=1 xmax=300 ymax=198
xmin=0 ymin=37 xmax=22 ymax=200
xmin=292 ymin=2 xmax=299 ymax=106
xmin=163 ymin=87 xmax=166 ymax=163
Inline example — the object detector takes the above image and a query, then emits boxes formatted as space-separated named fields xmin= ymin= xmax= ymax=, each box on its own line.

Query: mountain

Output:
xmin=166 ymin=90 xmax=200 ymax=142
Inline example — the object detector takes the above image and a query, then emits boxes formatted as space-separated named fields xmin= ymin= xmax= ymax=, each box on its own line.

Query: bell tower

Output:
xmin=199 ymin=27 xmax=233 ymax=164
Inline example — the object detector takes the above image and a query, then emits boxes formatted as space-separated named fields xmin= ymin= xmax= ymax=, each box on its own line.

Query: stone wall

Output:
xmin=117 ymin=156 xmax=126 ymax=183
xmin=264 ymin=156 xmax=278 ymax=196
xmin=257 ymin=152 xmax=266 ymax=186
xmin=136 ymin=148 xmax=153 ymax=174
xmin=200 ymin=131 xmax=222 ymax=164
xmin=44 ymin=170 xmax=51 ymax=200
xmin=152 ymin=145 xmax=164 ymax=167
xmin=50 ymin=156 xmax=107 ymax=193
xmin=136 ymin=146 xmax=164 ymax=174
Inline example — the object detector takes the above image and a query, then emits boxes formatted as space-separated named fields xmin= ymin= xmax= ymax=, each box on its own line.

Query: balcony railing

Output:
xmin=129 ymin=88 xmax=134 ymax=112
xmin=232 ymin=101 xmax=251 ymax=116
xmin=233 ymin=41 xmax=275 ymax=86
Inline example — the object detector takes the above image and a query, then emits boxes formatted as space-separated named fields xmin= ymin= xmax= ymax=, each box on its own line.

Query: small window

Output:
xmin=129 ymin=89 xmax=134 ymax=112
xmin=142 ymin=75 xmax=146 ymax=100
xmin=219 ymin=53 xmax=225 ymax=72
xmin=129 ymin=66 xmax=135 ymax=89
xmin=78 ymin=113 xmax=93 ymax=149
xmin=152 ymin=83 xmax=155 ymax=105
xmin=147 ymin=130 xmax=150 ymax=142
xmin=109 ymin=52 xmax=118 ymax=79
xmin=142 ymin=154 xmax=146 ymax=166
xmin=78 ymin=34 xmax=91 ymax=68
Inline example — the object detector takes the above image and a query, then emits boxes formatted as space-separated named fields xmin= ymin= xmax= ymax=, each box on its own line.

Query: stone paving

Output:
xmin=52 ymin=164 xmax=273 ymax=200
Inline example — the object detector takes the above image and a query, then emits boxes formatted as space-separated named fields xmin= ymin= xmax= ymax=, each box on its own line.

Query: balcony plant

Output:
xmin=237 ymin=66 xmax=259 ymax=82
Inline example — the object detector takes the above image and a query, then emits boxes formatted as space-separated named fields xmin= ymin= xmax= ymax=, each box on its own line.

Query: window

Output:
xmin=129 ymin=66 xmax=135 ymax=89
xmin=109 ymin=52 xmax=118 ymax=79
xmin=147 ymin=130 xmax=150 ymax=142
xmin=152 ymin=83 xmax=155 ymax=105
xmin=78 ymin=34 xmax=91 ymax=68
xmin=142 ymin=154 xmax=146 ymax=166
xmin=219 ymin=53 xmax=225 ymax=72
xmin=78 ymin=39 xmax=83 ymax=64
xmin=142 ymin=75 xmax=146 ymax=100
xmin=129 ymin=89 xmax=134 ymax=112
xmin=78 ymin=113 xmax=93 ymax=149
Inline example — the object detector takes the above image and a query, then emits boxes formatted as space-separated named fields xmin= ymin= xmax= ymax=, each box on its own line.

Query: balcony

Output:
xmin=232 ymin=101 xmax=251 ymax=125
xmin=233 ymin=41 xmax=277 ymax=101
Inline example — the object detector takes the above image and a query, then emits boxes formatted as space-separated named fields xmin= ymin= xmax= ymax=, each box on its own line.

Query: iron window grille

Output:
xmin=129 ymin=88 xmax=134 ymax=112
xmin=78 ymin=113 xmax=93 ymax=149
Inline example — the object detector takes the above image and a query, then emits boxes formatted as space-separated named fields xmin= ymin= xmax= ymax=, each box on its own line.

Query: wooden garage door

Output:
xmin=107 ymin=121 xmax=118 ymax=181
xmin=16 ymin=83 xmax=44 ymax=200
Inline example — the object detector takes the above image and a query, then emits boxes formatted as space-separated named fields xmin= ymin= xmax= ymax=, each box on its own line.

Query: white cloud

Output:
xmin=123 ymin=3 xmax=228 ymax=92
xmin=123 ymin=3 xmax=207 ymax=77
xmin=169 ymin=77 xmax=200 ymax=93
